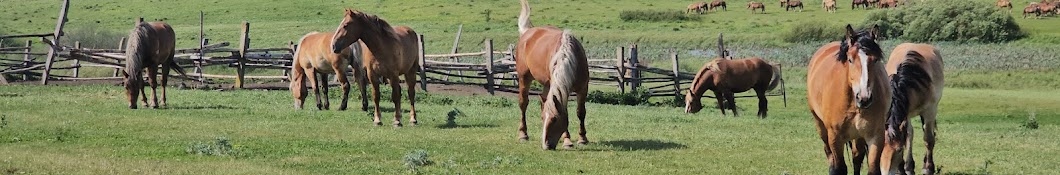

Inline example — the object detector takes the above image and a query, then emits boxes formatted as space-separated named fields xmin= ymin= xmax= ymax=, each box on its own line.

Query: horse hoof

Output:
xmin=338 ymin=106 xmax=347 ymax=111
xmin=393 ymin=122 xmax=403 ymax=127
xmin=373 ymin=121 xmax=383 ymax=126
xmin=578 ymin=139 xmax=589 ymax=145
xmin=410 ymin=120 xmax=418 ymax=126
xmin=563 ymin=144 xmax=575 ymax=149
xmin=129 ymin=105 xmax=137 ymax=109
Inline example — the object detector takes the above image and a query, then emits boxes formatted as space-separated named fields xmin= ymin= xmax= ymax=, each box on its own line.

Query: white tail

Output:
xmin=518 ymin=0 xmax=533 ymax=34
xmin=542 ymin=30 xmax=578 ymax=117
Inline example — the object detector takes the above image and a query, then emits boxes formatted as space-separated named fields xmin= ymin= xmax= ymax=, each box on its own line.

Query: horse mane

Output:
xmin=542 ymin=29 xmax=579 ymax=119
xmin=689 ymin=59 xmax=721 ymax=94
xmin=125 ymin=22 xmax=154 ymax=78
xmin=885 ymin=50 xmax=932 ymax=147
xmin=836 ymin=27 xmax=882 ymax=62
xmin=350 ymin=10 xmax=397 ymax=39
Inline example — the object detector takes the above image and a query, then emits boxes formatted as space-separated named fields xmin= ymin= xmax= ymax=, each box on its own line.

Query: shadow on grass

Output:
xmin=436 ymin=123 xmax=498 ymax=129
xmin=599 ymin=139 xmax=687 ymax=151
xmin=169 ymin=105 xmax=239 ymax=110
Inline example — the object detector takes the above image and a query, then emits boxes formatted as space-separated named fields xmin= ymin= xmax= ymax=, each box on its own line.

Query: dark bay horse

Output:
xmin=122 ymin=21 xmax=186 ymax=109
xmin=883 ymin=43 xmax=944 ymax=175
xmin=709 ymin=0 xmax=728 ymax=11
xmin=517 ymin=0 xmax=590 ymax=150
xmin=853 ymin=0 xmax=870 ymax=9
xmin=806 ymin=24 xmax=899 ymax=174
xmin=784 ymin=0 xmax=805 ymax=11
xmin=290 ymin=32 xmax=367 ymax=111
xmin=332 ymin=9 xmax=421 ymax=127
xmin=685 ymin=34 xmax=782 ymax=118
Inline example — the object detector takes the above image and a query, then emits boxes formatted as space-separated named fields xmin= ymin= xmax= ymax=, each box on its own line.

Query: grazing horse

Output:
xmin=996 ymin=0 xmax=1013 ymax=11
xmin=852 ymin=0 xmax=870 ymax=9
xmin=688 ymin=1 xmax=709 ymax=14
xmin=685 ymin=34 xmax=782 ymax=118
xmin=748 ymin=2 xmax=766 ymax=13
xmin=709 ymin=0 xmax=729 ymax=11
xmin=1038 ymin=2 xmax=1058 ymax=16
xmin=332 ymin=9 xmax=421 ymax=127
xmin=784 ymin=0 xmax=805 ymax=11
xmin=878 ymin=0 xmax=899 ymax=8
xmin=806 ymin=24 xmax=899 ymax=175
xmin=824 ymin=0 xmax=838 ymax=13
xmin=883 ymin=43 xmax=944 ymax=175
xmin=1024 ymin=4 xmax=1041 ymax=18
xmin=290 ymin=32 xmax=367 ymax=111
xmin=517 ymin=0 xmax=590 ymax=150
xmin=122 ymin=21 xmax=186 ymax=109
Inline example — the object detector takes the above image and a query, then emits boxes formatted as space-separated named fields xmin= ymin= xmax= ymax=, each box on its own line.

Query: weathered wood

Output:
xmin=0 ymin=33 xmax=53 ymax=39
xmin=236 ymin=21 xmax=250 ymax=88
xmin=447 ymin=24 xmax=463 ymax=81
xmin=616 ymin=46 xmax=626 ymax=93
xmin=113 ymin=37 xmax=126 ymax=77
xmin=41 ymin=0 xmax=70 ymax=85
xmin=198 ymin=11 xmax=206 ymax=85
xmin=0 ymin=47 xmax=33 ymax=52
xmin=670 ymin=50 xmax=680 ymax=97
xmin=418 ymin=34 xmax=427 ymax=92
xmin=72 ymin=41 xmax=80 ymax=78
xmin=778 ymin=64 xmax=787 ymax=107
xmin=484 ymin=39 xmax=495 ymax=95
xmin=628 ymin=44 xmax=640 ymax=92
xmin=22 ymin=40 xmax=32 ymax=80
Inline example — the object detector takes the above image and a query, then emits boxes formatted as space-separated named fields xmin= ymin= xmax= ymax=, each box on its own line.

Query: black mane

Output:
xmin=837 ymin=29 xmax=882 ymax=62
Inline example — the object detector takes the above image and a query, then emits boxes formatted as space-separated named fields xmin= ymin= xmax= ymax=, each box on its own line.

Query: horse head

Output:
xmin=332 ymin=8 xmax=373 ymax=53
xmin=541 ymin=95 xmax=569 ymax=150
xmin=684 ymin=59 xmax=720 ymax=113
xmin=121 ymin=70 xmax=142 ymax=109
xmin=838 ymin=24 xmax=883 ymax=109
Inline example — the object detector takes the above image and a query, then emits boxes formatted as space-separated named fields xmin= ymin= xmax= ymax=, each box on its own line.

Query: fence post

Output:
xmin=113 ymin=37 xmax=126 ymax=77
xmin=22 ymin=40 xmax=32 ymax=80
xmin=236 ymin=21 xmax=250 ymax=89
xmin=72 ymin=41 xmax=80 ymax=78
xmin=484 ymin=39 xmax=495 ymax=95
xmin=506 ymin=43 xmax=515 ymax=86
xmin=197 ymin=11 xmax=206 ymax=85
xmin=616 ymin=46 xmax=625 ymax=94
xmin=447 ymin=24 xmax=463 ymax=82
xmin=41 ymin=0 xmax=70 ymax=85
xmin=418 ymin=34 xmax=427 ymax=92
xmin=779 ymin=64 xmax=787 ymax=107
xmin=671 ymin=50 xmax=681 ymax=98
xmin=284 ymin=41 xmax=293 ymax=81
xmin=629 ymin=44 xmax=640 ymax=92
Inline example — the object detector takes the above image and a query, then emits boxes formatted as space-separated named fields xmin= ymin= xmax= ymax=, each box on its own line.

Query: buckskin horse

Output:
xmin=824 ymin=0 xmax=838 ymax=13
xmin=122 ymin=21 xmax=186 ymax=109
xmin=290 ymin=32 xmax=367 ymax=112
xmin=684 ymin=34 xmax=782 ymax=118
xmin=806 ymin=24 xmax=900 ymax=174
xmin=688 ymin=1 xmax=709 ymax=14
xmin=517 ymin=0 xmax=590 ymax=150
xmin=331 ymin=9 xmax=421 ymax=127
xmin=883 ymin=43 xmax=944 ymax=175
xmin=748 ymin=1 xmax=766 ymax=14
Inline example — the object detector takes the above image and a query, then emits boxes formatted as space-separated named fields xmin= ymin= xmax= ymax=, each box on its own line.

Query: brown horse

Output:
xmin=853 ymin=0 xmax=870 ymax=9
xmin=709 ymin=0 xmax=728 ymax=11
xmin=748 ymin=2 xmax=766 ymax=13
xmin=883 ymin=43 xmax=944 ymax=175
xmin=517 ymin=0 xmax=590 ymax=150
xmin=996 ymin=0 xmax=1013 ymax=11
xmin=878 ymin=0 xmax=899 ymax=8
xmin=824 ymin=0 xmax=838 ymax=13
xmin=688 ymin=1 xmax=709 ymax=14
xmin=806 ymin=24 xmax=899 ymax=174
xmin=332 ymin=9 xmax=421 ymax=127
xmin=1039 ymin=2 xmax=1059 ymax=16
xmin=684 ymin=34 xmax=782 ymax=118
xmin=1024 ymin=4 xmax=1042 ymax=18
xmin=122 ymin=21 xmax=186 ymax=109
xmin=290 ymin=32 xmax=367 ymax=111
xmin=784 ymin=0 xmax=805 ymax=11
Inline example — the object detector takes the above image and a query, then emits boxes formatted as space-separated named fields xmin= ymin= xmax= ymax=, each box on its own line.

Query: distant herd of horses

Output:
xmin=1015 ymin=0 xmax=1060 ymax=18
xmin=116 ymin=0 xmax=953 ymax=174
xmin=687 ymin=0 xmax=904 ymax=14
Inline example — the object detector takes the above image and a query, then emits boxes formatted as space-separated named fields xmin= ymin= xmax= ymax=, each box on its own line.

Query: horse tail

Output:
xmin=542 ymin=30 xmax=579 ymax=119
xmin=765 ymin=64 xmax=782 ymax=91
xmin=885 ymin=50 xmax=932 ymax=146
xmin=518 ymin=0 xmax=534 ymax=34
xmin=166 ymin=55 xmax=187 ymax=76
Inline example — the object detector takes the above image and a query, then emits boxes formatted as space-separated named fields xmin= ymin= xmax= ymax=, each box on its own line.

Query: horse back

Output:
xmin=294 ymin=32 xmax=352 ymax=72
xmin=516 ymin=26 xmax=566 ymax=83
xmin=886 ymin=43 xmax=944 ymax=108
xmin=716 ymin=58 xmax=772 ymax=92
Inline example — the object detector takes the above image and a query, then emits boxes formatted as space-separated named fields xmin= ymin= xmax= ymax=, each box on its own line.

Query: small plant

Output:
xmin=1 ymin=115 xmax=7 ymax=129
xmin=1022 ymin=112 xmax=1038 ymax=129
xmin=185 ymin=136 xmax=240 ymax=156
xmin=476 ymin=97 xmax=512 ymax=108
xmin=444 ymin=108 xmax=463 ymax=127
xmin=403 ymin=150 xmax=431 ymax=173
xmin=586 ymin=89 xmax=651 ymax=106
xmin=53 ymin=127 xmax=73 ymax=142
xmin=480 ymin=9 xmax=492 ymax=22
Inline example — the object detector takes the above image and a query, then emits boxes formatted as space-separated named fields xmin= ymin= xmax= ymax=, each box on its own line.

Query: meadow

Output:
xmin=1 ymin=0 xmax=1059 ymax=174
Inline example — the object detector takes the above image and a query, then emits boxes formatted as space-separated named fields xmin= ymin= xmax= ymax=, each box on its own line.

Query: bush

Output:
xmin=861 ymin=0 xmax=1023 ymax=43
xmin=61 ymin=24 xmax=125 ymax=49
xmin=781 ymin=20 xmax=845 ymax=43
xmin=620 ymin=10 xmax=699 ymax=22
xmin=403 ymin=150 xmax=431 ymax=173
xmin=586 ymin=89 xmax=651 ymax=106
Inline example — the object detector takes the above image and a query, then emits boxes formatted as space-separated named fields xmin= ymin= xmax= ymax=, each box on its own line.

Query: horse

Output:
xmin=852 ymin=0 xmax=870 ymax=9
xmin=685 ymin=34 xmax=782 ymax=118
xmin=289 ymin=32 xmax=367 ymax=112
xmin=1038 ymin=2 xmax=1058 ymax=16
xmin=823 ymin=0 xmax=838 ymax=13
xmin=1024 ymin=4 xmax=1041 ymax=18
xmin=878 ymin=0 xmax=899 ymax=8
xmin=709 ymin=0 xmax=729 ymax=12
xmin=748 ymin=2 xmax=766 ymax=14
xmin=688 ymin=1 xmax=709 ymax=14
xmin=331 ymin=9 xmax=421 ymax=127
xmin=806 ymin=24 xmax=900 ymax=174
xmin=996 ymin=0 xmax=1013 ymax=11
xmin=517 ymin=0 xmax=590 ymax=150
xmin=121 ymin=21 xmax=186 ymax=109
xmin=882 ymin=43 xmax=944 ymax=175
xmin=784 ymin=0 xmax=805 ymax=11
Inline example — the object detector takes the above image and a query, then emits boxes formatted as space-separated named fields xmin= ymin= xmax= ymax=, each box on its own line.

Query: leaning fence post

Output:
xmin=72 ymin=41 xmax=80 ymax=78
xmin=236 ymin=21 xmax=250 ymax=89
xmin=22 ymin=40 xmax=33 ymax=80
xmin=779 ymin=64 xmax=787 ymax=107
xmin=41 ymin=0 xmax=70 ymax=85
xmin=197 ymin=11 xmax=206 ymax=85
xmin=671 ymin=50 xmax=681 ymax=98
xmin=629 ymin=44 xmax=640 ymax=92
xmin=113 ymin=37 xmax=126 ymax=77
xmin=484 ymin=39 xmax=495 ymax=95
xmin=616 ymin=46 xmax=625 ymax=93
xmin=418 ymin=34 xmax=428 ymax=92
xmin=284 ymin=41 xmax=294 ymax=81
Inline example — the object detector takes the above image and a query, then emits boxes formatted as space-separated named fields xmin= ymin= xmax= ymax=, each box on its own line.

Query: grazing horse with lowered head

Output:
xmin=332 ymin=9 xmax=421 ymax=127
xmin=823 ymin=0 xmax=838 ymax=13
xmin=688 ymin=1 xmax=709 ymax=14
xmin=517 ymin=0 xmax=591 ymax=150
xmin=806 ymin=24 xmax=900 ymax=174
xmin=878 ymin=0 xmax=899 ymax=8
xmin=122 ymin=21 xmax=186 ymax=109
xmin=685 ymin=34 xmax=782 ymax=118
xmin=883 ymin=43 xmax=944 ymax=175
xmin=709 ymin=0 xmax=729 ymax=11
xmin=996 ymin=0 xmax=1013 ymax=11
xmin=290 ymin=32 xmax=367 ymax=111
xmin=852 ymin=0 xmax=871 ymax=9
xmin=1024 ymin=4 xmax=1042 ymax=18
xmin=748 ymin=2 xmax=766 ymax=13
xmin=784 ymin=0 xmax=805 ymax=11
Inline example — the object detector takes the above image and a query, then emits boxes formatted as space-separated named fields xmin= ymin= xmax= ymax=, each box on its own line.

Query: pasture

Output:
xmin=2 ymin=0 xmax=1059 ymax=174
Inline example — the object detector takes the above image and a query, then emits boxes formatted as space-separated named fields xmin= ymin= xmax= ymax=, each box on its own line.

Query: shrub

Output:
xmin=861 ymin=0 xmax=1023 ymax=43
xmin=586 ymin=89 xmax=651 ymax=106
xmin=185 ymin=136 xmax=241 ymax=156
xmin=1023 ymin=112 xmax=1038 ymax=129
xmin=781 ymin=20 xmax=845 ymax=43
xmin=620 ymin=10 xmax=699 ymax=22
xmin=61 ymin=23 xmax=125 ymax=49
xmin=403 ymin=150 xmax=431 ymax=173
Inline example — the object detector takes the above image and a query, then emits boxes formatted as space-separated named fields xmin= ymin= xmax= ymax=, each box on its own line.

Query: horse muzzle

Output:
xmin=856 ymin=97 xmax=873 ymax=109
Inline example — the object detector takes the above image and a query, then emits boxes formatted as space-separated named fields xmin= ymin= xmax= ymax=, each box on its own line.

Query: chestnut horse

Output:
xmin=684 ymin=34 xmax=782 ymax=118
xmin=748 ymin=2 xmax=766 ymax=14
xmin=709 ymin=0 xmax=728 ymax=11
xmin=517 ymin=0 xmax=590 ymax=150
xmin=122 ymin=21 xmax=186 ymax=109
xmin=806 ymin=24 xmax=899 ymax=174
xmin=878 ymin=0 xmax=899 ymax=8
xmin=996 ymin=0 xmax=1012 ymax=10
xmin=883 ymin=43 xmax=944 ymax=175
xmin=784 ymin=0 xmax=805 ymax=11
xmin=688 ymin=1 xmax=709 ymax=14
xmin=290 ymin=32 xmax=367 ymax=111
xmin=1024 ymin=4 xmax=1042 ymax=18
xmin=824 ymin=0 xmax=838 ymax=13
xmin=332 ymin=9 xmax=421 ymax=127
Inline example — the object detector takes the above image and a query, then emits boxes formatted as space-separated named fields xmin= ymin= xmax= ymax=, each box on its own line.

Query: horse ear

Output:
xmin=844 ymin=24 xmax=856 ymax=41
xmin=870 ymin=24 xmax=881 ymax=40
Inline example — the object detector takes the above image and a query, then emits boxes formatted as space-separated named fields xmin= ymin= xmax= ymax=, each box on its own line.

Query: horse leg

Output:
xmin=305 ymin=69 xmax=323 ymax=110
xmin=903 ymin=118 xmax=916 ymax=175
xmin=318 ymin=72 xmax=330 ymax=110
xmin=866 ymin=136 xmax=884 ymax=175
xmin=827 ymin=132 xmax=848 ymax=175
xmin=404 ymin=71 xmax=418 ymax=125
xmin=850 ymin=138 xmax=868 ymax=175
xmin=146 ymin=66 xmax=159 ymax=109
xmin=388 ymin=75 xmax=404 ymax=127
xmin=160 ymin=64 xmax=171 ymax=107
xmin=517 ymin=75 xmax=531 ymax=141
xmin=756 ymin=89 xmax=768 ymax=118
xmin=334 ymin=67 xmax=351 ymax=111
xmin=921 ymin=108 xmax=939 ymax=175
xmin=290 ymin=67 xmax=307 ymax=110
xmin=369 ymin=75 xmax=383 ymax=126
xmin=725 ymin=92 xmax=739 ymax=117
xmin=714 ymin=90 xmax=727 ymax=116
xmin=357 ymin=67 xmax=369 ymax=111
xmin=576 ymin=88 xmax=589 ymax=145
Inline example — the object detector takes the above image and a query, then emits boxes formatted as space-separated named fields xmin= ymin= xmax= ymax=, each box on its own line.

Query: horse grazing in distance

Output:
xmin=1024 ymin=4 xmax=1041 ymax=18
xmin=688 ymin=1 xmax=709 ymax=14
xmin=784 ymin=0 xmax=804 ymax=11
xmin=517 ymin=0 xmax=590 ymax=150
xmin=122 ymin=21 xmax=186 ymax=109
xmin=878 ymin=0 xmax=899 ymax=8
xmin=806 ymin=24 xmax=900 ymax=174
xmin=290 ymin=32 xmax=367 ymax=111
xmin=685 ymin=34 xmax=782 ymax=118
xmin=996 ymin=0 xmax=1012 ymax=11
xmin=709 ymin=0 xmax=728 ymax=11
xmin=823 ymin=0 xmax=838 ymax=13
xmin=852 ymin=0 xmax=870 ymax=9
xmin=748 ymin=2 xmax=766 ymax=14
xmin=883 ymin=43 xmax=944 ymax=175
xmin=332 ymin=9 xmax=421 ymax=127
